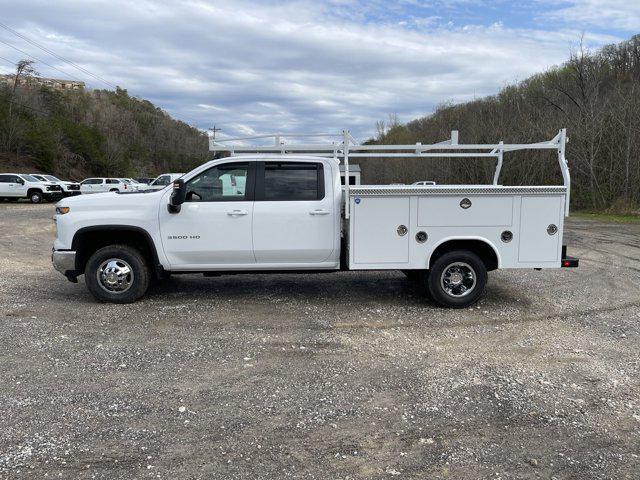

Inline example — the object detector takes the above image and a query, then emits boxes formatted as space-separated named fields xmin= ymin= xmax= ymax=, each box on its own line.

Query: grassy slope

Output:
xmin=571 ymin=211 xmax=640 ymax=224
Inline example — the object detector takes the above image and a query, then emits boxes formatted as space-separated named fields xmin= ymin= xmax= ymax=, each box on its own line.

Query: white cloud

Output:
xmin=544 ymin=0 xmax=640 ymax=32
xmin=0 ymin=0 xmax=632 ymax=141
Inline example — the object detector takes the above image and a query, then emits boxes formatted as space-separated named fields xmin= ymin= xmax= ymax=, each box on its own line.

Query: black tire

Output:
xmin=84 ymin=244 xmax=150 ymax=303
xmin=427 ymin=250 xmax=487 ymax=308
xmin=28 ymin=190 xmax=43 ymax=203
xmin=110 ymin=188 xmax=118 ymax=192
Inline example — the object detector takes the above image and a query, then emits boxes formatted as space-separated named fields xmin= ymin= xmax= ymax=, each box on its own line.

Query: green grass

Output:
xmin=572 ymin=211 xmax=640 ymax=224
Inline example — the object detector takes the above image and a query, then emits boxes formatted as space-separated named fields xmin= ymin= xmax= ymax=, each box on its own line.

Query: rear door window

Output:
xmin=259 ymin=162 xmax=324 ymax=201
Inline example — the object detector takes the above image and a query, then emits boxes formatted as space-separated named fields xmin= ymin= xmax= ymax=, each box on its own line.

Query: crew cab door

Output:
xmin=80 ymin=178 xmax=101 ymax=193
xmin=159 ymin=162 xmax=256 ymax=268
xmin=0 ymin=174 xmax=17 ymax=196
xmin=14 ymin=175 xmax=28 ymax=196
xmin=252 ymin=161 xmax=335 ymax=264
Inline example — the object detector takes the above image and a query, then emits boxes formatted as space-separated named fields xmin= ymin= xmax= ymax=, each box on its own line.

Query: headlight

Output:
xmin=56 ymin=206 xmax=70 ymax=215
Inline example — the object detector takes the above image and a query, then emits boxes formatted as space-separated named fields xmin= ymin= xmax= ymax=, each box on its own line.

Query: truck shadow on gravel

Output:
xmin=145 ymin=270 xmax=530 ymax=311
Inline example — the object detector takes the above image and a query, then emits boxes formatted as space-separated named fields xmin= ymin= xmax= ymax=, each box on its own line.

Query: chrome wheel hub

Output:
xmin=441 ymin=262 xmax=476 ymax=298
xmin=97 ymin=258 xmax=134 ymax=294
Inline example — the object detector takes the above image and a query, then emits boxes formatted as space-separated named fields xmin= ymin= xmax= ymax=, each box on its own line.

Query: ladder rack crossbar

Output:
xmin=208 ymin=129 xmax=570 ymax=217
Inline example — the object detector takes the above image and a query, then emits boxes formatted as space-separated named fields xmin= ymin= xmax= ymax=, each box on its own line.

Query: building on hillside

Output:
xmin=0 ymin=74 xmax=85 ymax=90
xmin=339 ymin=164 xmax=361 ymax=185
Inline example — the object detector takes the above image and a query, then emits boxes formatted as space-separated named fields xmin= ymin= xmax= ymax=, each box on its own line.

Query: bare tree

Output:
xmin=4 ymin=59 xmax=38 ymax=153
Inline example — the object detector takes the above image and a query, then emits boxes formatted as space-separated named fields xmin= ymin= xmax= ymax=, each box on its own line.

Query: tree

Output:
xmin=3 ymin=59 xmax=38 ymax=153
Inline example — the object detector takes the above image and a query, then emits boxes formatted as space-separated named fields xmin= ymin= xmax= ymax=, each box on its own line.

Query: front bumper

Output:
xmin=52 ymin=249 xmax=77 ymax=278
xmin=44 ymin=192 xmax=65 ymax=201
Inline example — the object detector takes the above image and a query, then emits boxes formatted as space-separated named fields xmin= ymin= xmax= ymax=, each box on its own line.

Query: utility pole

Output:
xmin=209 ymin=125 xmax=221 ymax=141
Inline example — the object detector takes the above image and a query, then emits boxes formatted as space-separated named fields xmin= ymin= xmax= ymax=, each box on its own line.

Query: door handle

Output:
xmin=227 ymin=209 xmax=248 ymax=216
xmin=309 ymin=209 xmax=330 ymax=216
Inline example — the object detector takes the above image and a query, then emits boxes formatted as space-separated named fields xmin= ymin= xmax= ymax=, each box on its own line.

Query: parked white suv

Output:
xmin=0 ymin=173 xmax=64 ymax=203
xmin=147 ymin=173 xmax=184 ymax=191
xmin=79 ymin=178 xmax=130 ymax=194
xmin=30 ymin=174 xmax=81 ymax=197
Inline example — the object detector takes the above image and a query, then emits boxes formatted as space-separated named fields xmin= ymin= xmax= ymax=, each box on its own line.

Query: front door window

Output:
xmin=186 ymin=164 xmax=249 ymax=202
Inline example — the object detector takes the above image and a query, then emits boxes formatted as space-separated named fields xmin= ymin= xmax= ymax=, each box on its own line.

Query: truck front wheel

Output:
xmin=28 ymin=190 xmax=43 ymax=203
xmin=84 ymin=245 xmax=150 ymax=303
xmin=427 ymin=250 xmax=487 ymax=308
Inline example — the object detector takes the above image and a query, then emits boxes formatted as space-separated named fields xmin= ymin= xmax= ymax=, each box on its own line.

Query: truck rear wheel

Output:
xmin=84 ymin=245 xmax=150 ymax=303
xmin=427 ymin=250 xmax=487 ymax=308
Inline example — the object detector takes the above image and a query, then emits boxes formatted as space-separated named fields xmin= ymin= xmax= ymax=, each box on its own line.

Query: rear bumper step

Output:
xmin=561 ymin=245 xmax=579 ymax=268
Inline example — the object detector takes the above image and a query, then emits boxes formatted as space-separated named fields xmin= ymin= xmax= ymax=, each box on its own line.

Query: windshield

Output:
xmin=120 ymin=179 xmax=131 ymax=183
xmin=152 ymin=175 xmax=169 ymax=186
xmin=44 ymin=175 xmax=61 ymax=182
xmin=21 ymin=175 xmax=39 ymax=182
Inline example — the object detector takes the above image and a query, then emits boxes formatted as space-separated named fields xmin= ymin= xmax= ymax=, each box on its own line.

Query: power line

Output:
xmin=0 ymin=38 xmax=86 ymax=83
xmin=0 ymin=22 xmax=118 ymax=89
xmin=0 ymin=54 xmax=16 ymax=66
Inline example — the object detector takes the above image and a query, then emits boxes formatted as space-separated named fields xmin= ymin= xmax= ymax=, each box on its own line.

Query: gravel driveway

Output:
xmin=1 ymin=203 xmax=639 ymax=479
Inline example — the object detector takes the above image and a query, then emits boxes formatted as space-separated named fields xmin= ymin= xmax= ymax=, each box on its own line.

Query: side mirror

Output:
xmin=168 ymin=179 xmax=186 ymax=213
xmin=16 ymin=178 xmax=24 ymax=185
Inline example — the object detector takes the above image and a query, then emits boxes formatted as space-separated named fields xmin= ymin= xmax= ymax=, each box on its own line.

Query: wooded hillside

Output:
xmin=0 ymin=78 xmax=208 ymax=179
xmin=370 ymin=35 xmax=640 ymax=212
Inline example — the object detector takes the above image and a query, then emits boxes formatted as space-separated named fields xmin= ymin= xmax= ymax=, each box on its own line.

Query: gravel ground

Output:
xmin=0 ymin=202 xmax=639 ymax=479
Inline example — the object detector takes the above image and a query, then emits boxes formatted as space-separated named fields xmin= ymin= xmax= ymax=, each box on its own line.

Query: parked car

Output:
xmin=147 ymin=173 xmax=184 ymax=191
xmin=412 ymin=180 xmax=437 ymax=185
xmin=79 ymin=178 xmax=130 ymax=194
xmin=136 ymin=177 xmax=155 ymax=185
xmin=0 ymin=173 xmax=64 ymax=203
xmin=30 ymin=173 xmax=81 ymax=197
xmin=119 ymin=178 xmax=147 ymax=192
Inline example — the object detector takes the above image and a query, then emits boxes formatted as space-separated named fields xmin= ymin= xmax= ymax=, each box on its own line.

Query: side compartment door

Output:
xmin=252 ymin=161 xmax=335 ymax=264
xmin=518 ymin=195 xmax=563 ymax=263
xmin=159 ymin=162 xmax=256 ymax=267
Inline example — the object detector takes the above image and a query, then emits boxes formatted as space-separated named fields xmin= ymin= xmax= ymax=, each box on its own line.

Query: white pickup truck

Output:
xmin=1 ymin=173 xmax=64 ymax=203
xmin=52 ymin=130 xmax=578 ymax=307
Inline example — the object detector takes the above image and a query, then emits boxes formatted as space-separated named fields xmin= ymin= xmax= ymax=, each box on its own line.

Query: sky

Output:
xmin=0 ymin=0 xmax=638 ymax=142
